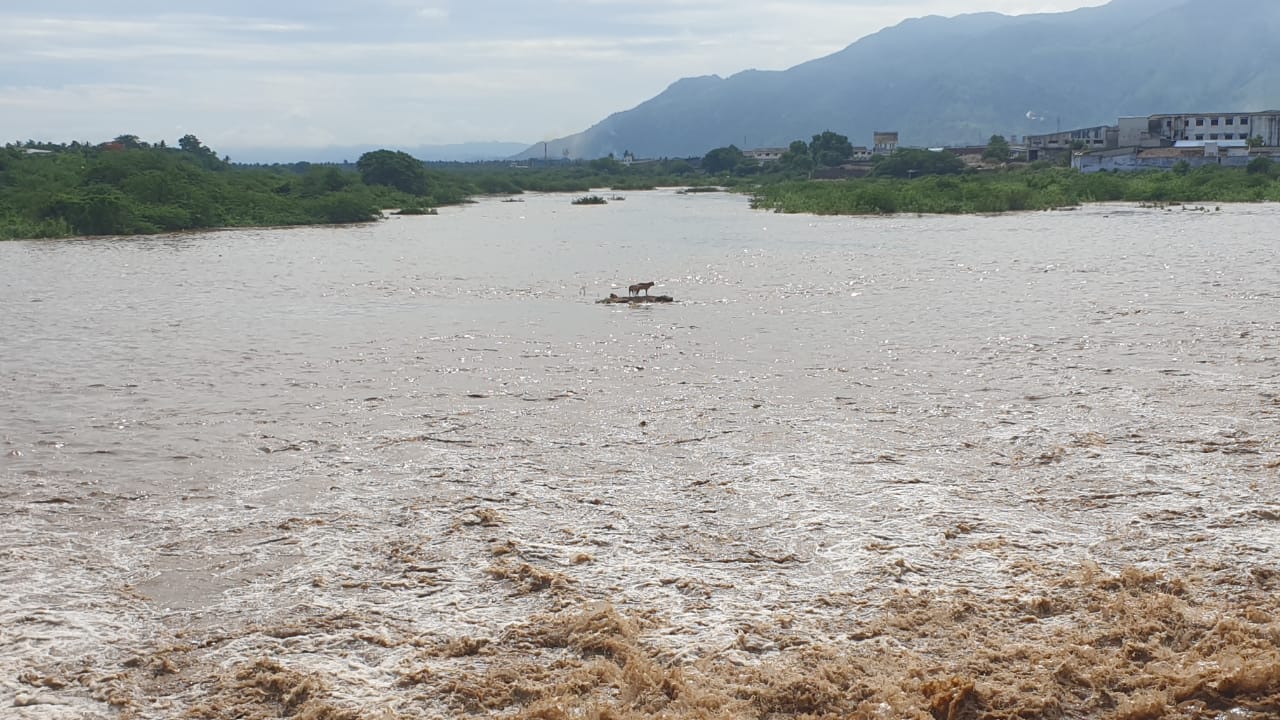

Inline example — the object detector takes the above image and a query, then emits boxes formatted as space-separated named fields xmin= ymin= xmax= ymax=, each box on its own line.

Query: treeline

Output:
xmin=0 ymin=136 xmax=719 ymax=240
xmin=0 ymin=137 xmax=489 ymax=240
xmin=749 ymin=160 xmax=1280 ymax=215
xmin=8 ymin=131 xmax=1280 ymax=238
xmin=697 ymin=129 xmax=1280 ymax=214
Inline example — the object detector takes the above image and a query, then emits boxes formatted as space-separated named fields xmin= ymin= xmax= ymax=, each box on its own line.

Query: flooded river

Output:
xmin=2 ymin=191 xmax=1279 ymax=719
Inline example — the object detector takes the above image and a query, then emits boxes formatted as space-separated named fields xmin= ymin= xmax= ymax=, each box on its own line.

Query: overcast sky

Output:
xmin=2 ymin=1 xmax=1106 ymax=155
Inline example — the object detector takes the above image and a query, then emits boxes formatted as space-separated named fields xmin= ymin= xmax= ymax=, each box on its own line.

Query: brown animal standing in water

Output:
xmin=628 ymin=281 xmax=655 ymax=296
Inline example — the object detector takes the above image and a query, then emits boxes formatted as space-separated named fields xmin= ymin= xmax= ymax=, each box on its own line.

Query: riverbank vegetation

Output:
xmin=7 ymin=131 xmax=1280 ymax=238
xmin=0 ymin=137 xmax=715 ymax=240
xmin=699 ymin=133 xmax=1280 ymax=214
xmin=0 ymin=138 xmax=464 ymax=240
xmin=749 ymin=160 xmax=1280 ymax=215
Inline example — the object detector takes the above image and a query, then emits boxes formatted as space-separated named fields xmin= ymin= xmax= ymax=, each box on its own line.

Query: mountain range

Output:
xmin=226 ymin=142 xmax=531 ymax=165
xmin=514 ymin=0 xmax=1280 ymax=160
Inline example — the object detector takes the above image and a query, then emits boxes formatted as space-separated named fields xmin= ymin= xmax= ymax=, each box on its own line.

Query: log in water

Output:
xmin=597 ymin=294 xmax=675 ymax=304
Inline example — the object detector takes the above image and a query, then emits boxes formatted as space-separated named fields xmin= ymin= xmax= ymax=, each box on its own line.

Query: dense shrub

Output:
xmin=751 ymin=164 xmax=1280 ymax=215
xmin=0 ymin=144 xmax=420 ymax=238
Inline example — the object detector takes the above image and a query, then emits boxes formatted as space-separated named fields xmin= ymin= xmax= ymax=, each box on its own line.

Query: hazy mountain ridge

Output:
xmin=226 ymin=141 xmax=531 ymax=165
xmin=515 ymin=0 xmax=1280 ymax=160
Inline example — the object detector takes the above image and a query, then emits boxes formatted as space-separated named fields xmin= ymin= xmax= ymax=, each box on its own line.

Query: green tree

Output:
xmin=113 ymin=134 xmax=146 ymax=150
xmin=1248 ymin=135 xmax=1265 ymax=148
xmin=297 ymin=166 xmax=356 ymax=197
xmin=0 ymin=139 xmax=485 ymax=239
xmin=176 ymin=134 xmax=224 ymax=169
xmin=356 ymin=150 xmax=429 ymax=195
xmin=307 ymin=193 xmax=379 ymax=223
xmin=780 ymin=139 xmax=814 ymax=175
xmin=735 ymin=157 xmax=763 ymax=176
xmin=810 ymin=130 xmax=854 ymax=167
xmin=178 ymin=134 xmax=206 ymax=153
xmin=983 ymin=134 xmax=1011 ymax=163
xmin=872 ymin=148 xmax=966 ymax=178
xmin=589 ymin=156 xmax=623 ymax=174
xmin=47 ymin=186 xmax=133 ymax=235
xmin=664 ymin=158 xmax=694 ymax=175
xmin=701 ymin=145 xmax=742 ymax=174
xmin=1246 ymin=155 xmax=1273 ymax=175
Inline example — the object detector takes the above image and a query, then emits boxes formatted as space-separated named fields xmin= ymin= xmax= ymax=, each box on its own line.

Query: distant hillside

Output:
xmin=229 ymin=141 xmax=531 ymax=165
xmin=514 ymin=0 xmax=1280 ymax=160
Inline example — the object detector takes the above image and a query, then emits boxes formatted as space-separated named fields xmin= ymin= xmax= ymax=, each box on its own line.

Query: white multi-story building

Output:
xmin=1026 ymin=124 xmax=1116 ymax=151
xmin=1140 ymin=112 xmax=1280 ymax=146
xmin=743 ymin=147 xmax=787 ymax=162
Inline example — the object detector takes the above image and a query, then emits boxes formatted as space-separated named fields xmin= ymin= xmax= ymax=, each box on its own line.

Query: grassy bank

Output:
xmin=749 ymin=164 xmax=1280 ymax=215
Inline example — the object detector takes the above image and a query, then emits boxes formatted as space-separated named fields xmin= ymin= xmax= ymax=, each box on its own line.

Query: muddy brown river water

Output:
xmin=2 ymin=191 xmax=1279 ymax=719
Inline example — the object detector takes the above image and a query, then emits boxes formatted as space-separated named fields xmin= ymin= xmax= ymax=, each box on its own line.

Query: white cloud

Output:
xmin=0 ymin=1 xmax=1107 ymax=153
xmin=415 ymin=7 xmax=450 ymax=21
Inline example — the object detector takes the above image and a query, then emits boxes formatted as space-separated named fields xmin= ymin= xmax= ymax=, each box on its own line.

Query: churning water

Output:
xmin=2 ymin=191 xmax=1279 ymax=718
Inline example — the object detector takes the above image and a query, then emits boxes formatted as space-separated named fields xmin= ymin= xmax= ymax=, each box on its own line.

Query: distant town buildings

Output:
xmin=1025 ymin=125 xmax=1117 ymax=153
xmin=1072 ymin=143 xmax=1256 ymax=173
xmin=738 ymin=111 xmax=1279 ymax=175
xmin=743 ymin=147 xmax=787 ymax=162
xmin=743 ymin=132 xmax=894 ymax=165
xmin=873 ymin=131 xmax=899 ymax=154
xmin=1025 ymin=110 xmax=1280 ymax=172
xmin=1139 ymin=112 xmax=1280 ymax=146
